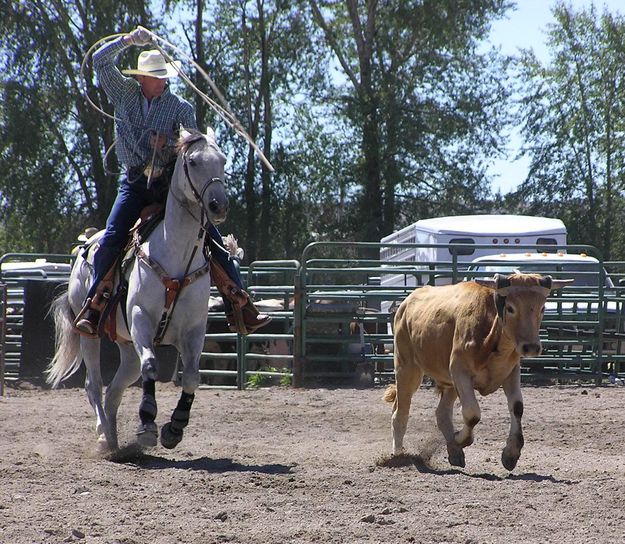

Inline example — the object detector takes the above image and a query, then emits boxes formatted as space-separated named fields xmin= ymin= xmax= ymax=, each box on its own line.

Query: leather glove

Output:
xmin=127 ymin=26 xmax=153 ymax=46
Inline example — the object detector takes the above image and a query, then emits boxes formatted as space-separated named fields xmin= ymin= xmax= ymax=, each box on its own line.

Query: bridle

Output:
xmin=183 ymin=160 xmax=224 ymax=229
xmin=168 ymin=136 xmax=226 ymax=232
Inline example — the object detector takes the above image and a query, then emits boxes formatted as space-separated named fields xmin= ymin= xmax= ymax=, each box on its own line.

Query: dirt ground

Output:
xmin=1 ymin=381 xmax=625 ymax=544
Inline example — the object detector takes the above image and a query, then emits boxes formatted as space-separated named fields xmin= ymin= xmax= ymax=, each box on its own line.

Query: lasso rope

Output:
xmin=80 ymin=27 xmax=275 ymax=172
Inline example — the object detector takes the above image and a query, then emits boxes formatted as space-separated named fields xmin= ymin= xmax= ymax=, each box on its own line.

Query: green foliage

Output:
xmin=512 ymin=4 xmax=625 ymax=258
xmin=245 ymin=365 xmax=291 ymax=388
xmin=304 ymin=0 xmax=514 ymax=246
xmin=4 ymin=0 xmax=625 ymax=265
xmin=0 ymin=0 xmax=157 ymax=253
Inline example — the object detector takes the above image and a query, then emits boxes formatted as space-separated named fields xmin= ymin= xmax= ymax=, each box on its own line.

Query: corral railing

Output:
xmin=292 ymin=241 xmax=625 ymax=386
xmin=0 ymin=253 xmax=73 ymax=385
xmin=0 ymin=282 xmax=6 ymax=395
xmin=293 ymin=242 xmax=395 ymax=387
xmin=199 ymin=260 xmax=298 ymax=389
xmin=3 ymin=243 xmax=625 ymax=388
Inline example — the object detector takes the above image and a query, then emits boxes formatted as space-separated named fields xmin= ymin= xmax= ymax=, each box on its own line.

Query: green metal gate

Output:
xmin=291 ymin=241 xmax=625 ymax=386
xmin=3 ymin=244 xmax=625 ymax=388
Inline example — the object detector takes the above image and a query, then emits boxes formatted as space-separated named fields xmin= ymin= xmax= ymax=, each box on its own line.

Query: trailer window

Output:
xmin=449 ymin=238 xmax=475 ymax=256
xmin=536 ymin=237 xmax=558 ymax=249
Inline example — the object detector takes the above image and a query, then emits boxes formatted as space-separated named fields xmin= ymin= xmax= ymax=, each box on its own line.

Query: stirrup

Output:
xmin=73 ymin=298 xmax=101 ymax=338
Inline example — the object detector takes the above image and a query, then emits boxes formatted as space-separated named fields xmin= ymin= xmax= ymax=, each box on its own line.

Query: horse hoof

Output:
xmin=454 ymin=430 xmax=473 ymax=449
xmin=96 ymin=437 xmax=114 ymax=454
xmin=501 ymin=450 xmax=519 ymax=471
xmin=447 ymin=445 xmax=466 ymax=468
xmin=160 ymin=422 xmax=183 ymax=449
xmin=136 ymin=422 xmax=158 ymax=448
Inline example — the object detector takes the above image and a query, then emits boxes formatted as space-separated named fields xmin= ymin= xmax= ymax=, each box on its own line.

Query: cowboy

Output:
xmin=74 ymin=26 xmax=270 ymax=337
xmin=71 ymin=226 xmax=99 ymax=256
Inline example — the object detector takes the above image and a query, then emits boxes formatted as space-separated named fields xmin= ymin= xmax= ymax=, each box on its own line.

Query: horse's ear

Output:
xmin=180 ymin=125 xmax=191 ymax=139
xmin=205 ymin=126 xmax=215 ymax=140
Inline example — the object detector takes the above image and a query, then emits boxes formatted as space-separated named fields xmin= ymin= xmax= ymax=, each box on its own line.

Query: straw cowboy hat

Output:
xmin=77 ymin=227 xmax=99 ymax=242
xmin=122 ymin=50 xmax=181 ymax=79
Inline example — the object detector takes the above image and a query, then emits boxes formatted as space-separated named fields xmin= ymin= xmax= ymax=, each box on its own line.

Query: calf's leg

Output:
xmin=446 ymin=358 xmax=482 ymax=467
xmin=450 ymin=360 xmax=481 ymax=448
xmin=390 ymin=364 xmax=423 ymax=455
xmin=501 ymin=364 xmax=524 ymax=471
xmin=435 ymin=386 xmax=465 ymax=468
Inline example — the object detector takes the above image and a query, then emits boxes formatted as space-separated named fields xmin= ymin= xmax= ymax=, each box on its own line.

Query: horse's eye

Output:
xmin=188 ymin=157 xmax=197 ymax=167
xmin=506 ymin=305 xmax=515 ymax=315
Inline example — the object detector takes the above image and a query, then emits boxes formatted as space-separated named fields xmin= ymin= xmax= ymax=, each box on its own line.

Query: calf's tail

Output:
xmin=45 ymin=291 xmax=81 ymax=388
xmin=383 ymin=384 xmax=397 ymax=403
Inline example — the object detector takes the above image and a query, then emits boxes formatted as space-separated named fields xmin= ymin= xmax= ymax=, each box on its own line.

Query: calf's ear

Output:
xmin=494 ymin=273 xmax=511 ymax=290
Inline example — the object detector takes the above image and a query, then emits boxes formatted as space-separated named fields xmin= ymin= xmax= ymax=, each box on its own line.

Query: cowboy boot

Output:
xmin=74 ymin=291 xmax=109 ymax=337
xmin=232 ymin=297 xmax=272 ymax=335
xmin=210 ymin=257 xmax=271 ymax=335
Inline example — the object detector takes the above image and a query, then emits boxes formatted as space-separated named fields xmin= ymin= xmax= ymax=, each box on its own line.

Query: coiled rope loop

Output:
xmin=80 ymin=26 xmax=274 ymax=172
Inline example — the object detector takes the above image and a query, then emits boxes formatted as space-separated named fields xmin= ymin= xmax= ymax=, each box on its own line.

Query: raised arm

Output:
xmin=92 ymin=28 xmax=152 ymax=105
xmin=92 ymin=37 xmax=133 ymax=105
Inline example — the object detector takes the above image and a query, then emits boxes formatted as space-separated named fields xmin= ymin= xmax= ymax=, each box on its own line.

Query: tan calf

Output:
xmin=384 ymin=273 xmax=571 ymax=470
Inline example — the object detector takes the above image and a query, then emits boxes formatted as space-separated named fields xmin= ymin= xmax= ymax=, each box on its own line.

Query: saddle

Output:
xmin=76 ymin=205 xmax=269 ymax=340
xmin=76 ymin=206 xmax=165 ymax=340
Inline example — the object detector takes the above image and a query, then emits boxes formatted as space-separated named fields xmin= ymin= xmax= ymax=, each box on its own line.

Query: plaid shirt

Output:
xmin=93 ymin=37 xmax=197 ymax=169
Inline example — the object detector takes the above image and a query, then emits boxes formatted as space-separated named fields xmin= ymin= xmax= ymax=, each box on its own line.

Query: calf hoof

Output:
xmin=447 ymin=445 xmax=465 ymax=468
xmin=136 ymin=422 xmax=158 ymax=448
xmin=391 ymin=445 xmax=406 ymax=456
xmin=501 ymin=449 xmax=520 ymax=471
xmin=160 ymin=422 xmax=183 ymax=449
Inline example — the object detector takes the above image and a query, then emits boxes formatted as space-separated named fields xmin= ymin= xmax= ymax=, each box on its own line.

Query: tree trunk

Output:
xmin=194 ymin=0 xmax=208 ymax=125
xmin=258 ymin=1 xmax=272 ymax=260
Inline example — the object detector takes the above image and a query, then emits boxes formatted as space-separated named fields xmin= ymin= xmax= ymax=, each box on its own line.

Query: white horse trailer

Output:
xmin=379 ymin=214 xmax=568 ymax=296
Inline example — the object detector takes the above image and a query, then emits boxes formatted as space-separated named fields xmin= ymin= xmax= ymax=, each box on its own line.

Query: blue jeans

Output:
xmin=87 ymin=169 xmax=241 ymax=300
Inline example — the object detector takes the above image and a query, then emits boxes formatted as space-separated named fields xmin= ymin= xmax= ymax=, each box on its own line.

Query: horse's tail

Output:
xmin=45 ymin=291 xmax=81 ymax=388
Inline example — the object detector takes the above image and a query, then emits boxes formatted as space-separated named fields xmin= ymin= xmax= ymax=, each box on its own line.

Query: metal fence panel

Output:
xmin=3 ymin=246 xmax=625 ymax=388
xmin=293 ymin=242 xmax=625 ymax=386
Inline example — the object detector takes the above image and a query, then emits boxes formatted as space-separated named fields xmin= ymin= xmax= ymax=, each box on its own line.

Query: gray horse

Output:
xmin=47 ymin=128 xmax=228 ymax=452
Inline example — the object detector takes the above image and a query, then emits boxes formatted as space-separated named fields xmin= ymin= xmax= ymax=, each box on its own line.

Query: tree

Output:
xmin=514 ymin=3 xmax=625 ymax=258
xmin=305 ymin=0 xmax=513 ymax=249
xmin=0 ymin=0 xmax=515 ymax=260
xmin=169 ymin=0 xmax=333 ymax=261
xmin=0 ymin=0 xmax=153 ymax=252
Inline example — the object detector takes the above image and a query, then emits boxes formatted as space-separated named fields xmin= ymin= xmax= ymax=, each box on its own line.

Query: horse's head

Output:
xmin=175 ymin=127 xmax=228 ymax=226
